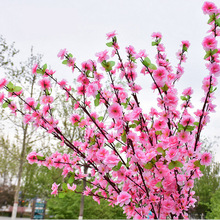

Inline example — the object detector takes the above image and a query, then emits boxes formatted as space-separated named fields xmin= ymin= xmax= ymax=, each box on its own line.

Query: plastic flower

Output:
xmin=108 ymin=103 xmax=123 ymax=119
xmin=200 ymin=152 xmax=212 ymax=166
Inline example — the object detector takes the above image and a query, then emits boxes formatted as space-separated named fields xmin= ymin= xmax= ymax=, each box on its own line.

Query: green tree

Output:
xmin=206 ymin=189 xmax=220 ymax=219
xmin=47 ymin=190 xmax=126 ymax=219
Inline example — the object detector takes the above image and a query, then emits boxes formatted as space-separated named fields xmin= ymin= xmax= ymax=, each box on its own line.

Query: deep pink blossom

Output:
xmin=0 ymin=78 xmax=7 ymax=89
xmin=202 ymin=36 xmax=217 ymax=51
xmin=108 ymin=103 xmax=123 ymax=119
xmin=200 ymin=152 xmax=212 ymax=165
xmin=0 ymin=93 xmax=4 ymax=103
xmin=32 ymin=64 xmax=38 ymax=75
xmin=202 ymin=2 xmax=217 ymax=15
xmin=39 ymin=78 xmax=51 ymax=90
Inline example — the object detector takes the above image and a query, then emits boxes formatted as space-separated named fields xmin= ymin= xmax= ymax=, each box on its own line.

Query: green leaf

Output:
xmin=185 ymin=125 xmax=195 ymax=132
xmin=194 ymin=122 xmax=199 ymax=126
xmin=68 ymin=53 xmax=73 ymax=58
xmin=98 ymin=116 xmax=103 ymax=122
xmin=89 ymin=136 xmax=96 ymax=146
xmin=101 ymin=61 xmax=115 ymax=72
xmin=106 ymin=42 xmax=113 ymax=47
xmin=183 ymin=45 xmax=188 ymax=52
xmin=210 ymin=86 xmax=217 ymax=93
xmin=174 ymin=161 xmax=183 ymax=168
xmin=178 ymin=123 xmax=184 ymax=131
xmin=36 ymin=155 xmax=45 ymax=161
xmin=200 ymin=165 xmax=205 ymax=172
xmin=194 ymin=160 xmax=205 ymax=171
xmin=94 ymin=93 xmax=100 ymax=106
xmin=168 ymin=161 xmax=176 ymax=170
xmin=161 ymin=84 xmax=169 ymax=92
xmin=121 ymin=130 xmax=127 ymax=143
xmin=62 ymin=60 xmax=68 ymax=64
xmin=126 ymin=157 xmax=131 ymax=167
xmin=194 ymin=160 xmax=200 ymax=167
xmin=144 ymin=162 xmax=153 ymax=169
xmin=14 ymin=86 xmax=22 ymax=92
xmin=43 ymin=64 xmax=47 ymax=71
xmin=68 ymin=175 xmax=75 ymax=184
xmin=36 ymin=69 xmax=43 ymax=74
xmin=62 ymin=183 xmax=68 ymax=191
xmin=157 ymin=147 xmax=164 ymax=154
xmin=155 ymin=181 xmax=162 ymax=188
xmin=155 ymin=131 xmax=162 ymax=135
xmin=204 ymin=50 xmax=211 ymax=59
xmin=180 ymin=96 xmax=188 ymax=101
xmin=2 ymin=102 xmax=8 ymax=108
xmin=133 ymin=120 xmax=140 ymax=126
xmin=112 ymin=161 xmax=122 ymax=171
xmin=152 ymin=41 xmax=158 ymax=46
xmin=208 ymin=14 xmax=215 ymax=24
xmin=216 ymin=18 xmax=220 ymax=27
xmin=211 ymin=49 xmax=218 ymax=56
xmin=129 ymin=124 xmax=136 ymax=128
xmin=7 ymin=82 xmax=14 ymax=90
xmin=149 ymin=63 xmax=157 ymax=70
xmin=36 ymin=103 xmax=41 ymax=110
xmin=157 ymin=147 xmax=166 ymax=157
xmin=58 ymin=192 xmax=65 ymax=198
xmin=142 ymin=57 xmax=151 ymax=67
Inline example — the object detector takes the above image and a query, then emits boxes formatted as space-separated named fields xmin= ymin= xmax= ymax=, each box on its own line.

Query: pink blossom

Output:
xmin=154 ymin=119 xmax=166 ymax=130
xmin=200 ymin=152 xmax=212 ymax=166
xmin=202 ymin=2 xmax=217 ymax=15
xmin=153 ymin=67 xmax=167 ymax=87
xmin=86 ymin=83 xmax=98 ymax=97
xmin=67 ymin=183 xmax=77 ymax=191
xmin=25 ymin=97 xmax=37 ymax=111
xmin=0 ymin=92 xmax=4 ymax=103
xmin=51 ymin=182 xmax=59 ymax=195
xmin=126 ymin=45 xmax=136 ymax=56
xmin=95 ymin=50 xmax=109 ymax=63
xmin=134 ymin=149 xmax=145 ymax=163
xmin=151 ymin=32 xmax=162 ymax=39
xmin=202 ymin=36 xmax=217 ymax=51
xmin=104 ymin=154 xmax=119 ymax=167
xmin=57 ymin=48 xmax=67 ymax=59
xmin=70 ymin=114 xmax=80 ymax=125
xmin=32 ymin=64 xmax=38 ymax=75
xmin=27 ymin=152 xmax=38 ymax=164
xmin=23 ymin=114 xmax=33 ymax=124
xmin=39 ymin=78 xmax=51 ymax=90
xmin=106 ymin=30 xmax=117 ymax=40
xmin=58 ymin=79 xmax=67 ymax=89
xmin=108 ymin=103 xmax=123 ymax=119
xmin=81 ymin=60 xmax=93 ymax=72
xmin=96 ymin=148 xmax=109 ymax=160
xmin=181 ymin=40 xmax=190 ymax=49
xmin=182 ymin=87 xmax=193 ymax=96
xmin=117 ymin=191 xmax=131 ymax=207
xmin=207 ymin=62 xmax=220 ymax=77
xmin=0 ymin=78 xmax=8 ymax=89
xmin=166 ymin=149 xmax=179 ymax=161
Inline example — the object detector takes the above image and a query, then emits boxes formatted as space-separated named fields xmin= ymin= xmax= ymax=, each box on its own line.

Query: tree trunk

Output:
xmin=11 ymin=124 xmax=28 ymax=219
xmin=78 ymin=164 xmax=88 ymax=220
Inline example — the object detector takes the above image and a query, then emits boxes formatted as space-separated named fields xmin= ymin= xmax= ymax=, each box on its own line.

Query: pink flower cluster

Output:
xmin=1 ymin=2 xmax=219 ymax=219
